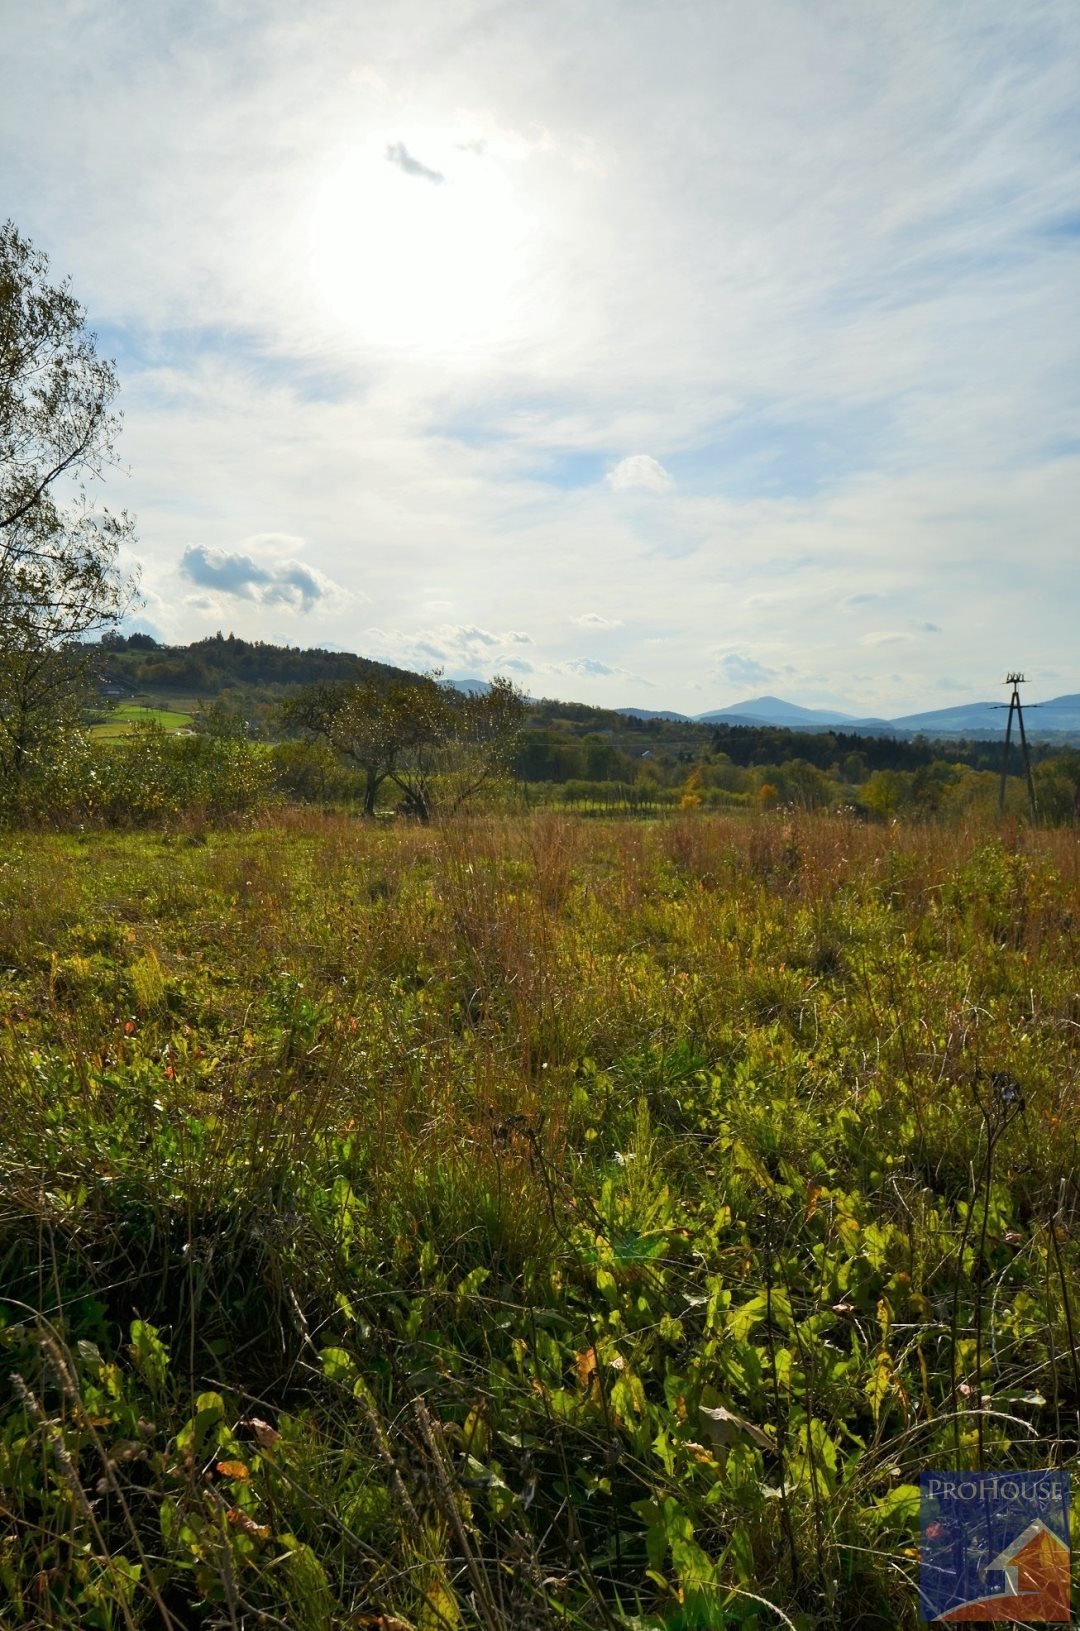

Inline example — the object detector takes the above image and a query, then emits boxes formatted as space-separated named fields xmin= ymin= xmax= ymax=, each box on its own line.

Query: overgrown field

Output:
xmin=1 ymin=812 xmax=1078 ymax=1629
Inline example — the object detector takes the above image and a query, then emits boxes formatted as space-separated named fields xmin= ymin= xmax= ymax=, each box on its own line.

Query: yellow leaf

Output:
xmin=574 ymin=1347 xmax=598 ymax=1389
xmin=215 ymin=1460 xmax=249 ymax=1481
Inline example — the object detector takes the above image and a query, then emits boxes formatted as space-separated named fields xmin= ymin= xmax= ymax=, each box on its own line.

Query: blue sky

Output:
xmin=3 ymin=0 xmax=1078 ymax=712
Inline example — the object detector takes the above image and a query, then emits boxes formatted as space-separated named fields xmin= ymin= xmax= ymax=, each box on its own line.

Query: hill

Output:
xmin=695 ymin=695 xmax=857 ymax=727
xmin=97 ymin=631 xmax=417 ymax=703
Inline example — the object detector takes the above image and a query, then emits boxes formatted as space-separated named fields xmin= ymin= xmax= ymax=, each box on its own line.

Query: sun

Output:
xmin=306 ymin=129 xmax=530 ymax=359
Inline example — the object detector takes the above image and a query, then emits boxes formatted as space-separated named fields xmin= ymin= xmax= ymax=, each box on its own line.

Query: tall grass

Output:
xmin=0 ymin=809 xmax=1077 ymax=1628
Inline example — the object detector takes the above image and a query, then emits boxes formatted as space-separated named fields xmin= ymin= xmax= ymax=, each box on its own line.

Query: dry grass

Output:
xmin=0 ymin=809 xmax=1077 ymax=1628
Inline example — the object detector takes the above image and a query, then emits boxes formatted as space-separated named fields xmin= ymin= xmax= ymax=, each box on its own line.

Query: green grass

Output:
xmin=89 ymin=703 xmax=196 ymax=739
xmin=0 ymin=810 xmax=1077 ymax=1629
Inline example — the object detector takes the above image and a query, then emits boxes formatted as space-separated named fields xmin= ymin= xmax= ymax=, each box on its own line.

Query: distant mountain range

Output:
xmin=617 ymin=692 xmax=1080 ymax=741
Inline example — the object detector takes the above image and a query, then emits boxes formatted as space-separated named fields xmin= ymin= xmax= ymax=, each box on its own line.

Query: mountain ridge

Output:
xmin=614 ymin=692 xmax=1080 ymax=740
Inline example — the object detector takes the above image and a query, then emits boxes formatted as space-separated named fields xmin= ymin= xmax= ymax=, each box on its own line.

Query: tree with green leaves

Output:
xmin=281 ymin=680 xmax=404 ymax=816
xmin=283 ymin=674 xmax=527 ymax=820
xmin=0 ymin=220 xmax=138 ymax=789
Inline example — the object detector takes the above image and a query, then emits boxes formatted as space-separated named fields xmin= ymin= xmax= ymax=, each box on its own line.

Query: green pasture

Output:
xmin=88 ymin=701 xmax=196 ymax=739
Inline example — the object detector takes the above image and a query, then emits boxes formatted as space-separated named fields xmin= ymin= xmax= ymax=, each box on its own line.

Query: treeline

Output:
xmin=5 ymin=715 xmax=1079 ymax=830
xmin=702 ymin=722 xmax=1058 ymax=775
xmin=98 ymin=632 xmax=415 ymax=697
xmin=509 ymin=724 xmax=1080 ymax=823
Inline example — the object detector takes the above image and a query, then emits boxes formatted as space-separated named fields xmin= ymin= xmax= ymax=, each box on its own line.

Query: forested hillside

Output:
xmin=99 ymin=631 xmax=417 ymax=699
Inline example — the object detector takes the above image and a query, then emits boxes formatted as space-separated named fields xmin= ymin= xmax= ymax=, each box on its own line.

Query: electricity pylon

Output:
xmin=997 ymin=673 xmax=1038 ymax=822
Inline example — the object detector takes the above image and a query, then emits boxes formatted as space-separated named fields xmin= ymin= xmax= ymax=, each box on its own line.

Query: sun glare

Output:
xmin=306 ymin=132 xmax=531 ymax=358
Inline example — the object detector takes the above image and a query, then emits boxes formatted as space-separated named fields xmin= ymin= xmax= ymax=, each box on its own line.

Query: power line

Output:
xmin=995 ymin=673 xmax=1038 ymax=822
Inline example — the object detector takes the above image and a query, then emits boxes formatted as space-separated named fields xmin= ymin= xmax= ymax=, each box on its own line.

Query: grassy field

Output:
xmin=89 ymin=704 xmax=196 ymax=740
xmin=0 ymin=810 xmax=1077 ymax=1628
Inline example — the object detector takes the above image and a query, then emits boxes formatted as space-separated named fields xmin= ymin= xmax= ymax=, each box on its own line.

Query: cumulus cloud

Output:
xmin=385 ymin=142 xmax=444 ymax=184
xmin=572 ymin=611 xmax=622 ymax=628
xmin=606 ymin=454 xmax=675 ymax=494
xmin=715 ymin=652 xmax=776 ymax=687
xmin=179 ymin=539 xmax=341 ymax=612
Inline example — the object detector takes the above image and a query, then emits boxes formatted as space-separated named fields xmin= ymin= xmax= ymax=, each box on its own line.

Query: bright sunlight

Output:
xmin=306 ymin=129 xmax=533 ymax=357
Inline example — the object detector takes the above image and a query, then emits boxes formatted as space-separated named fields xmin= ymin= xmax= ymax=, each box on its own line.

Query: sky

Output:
xmin=3 ymin=0 xmax=1079 ymax=715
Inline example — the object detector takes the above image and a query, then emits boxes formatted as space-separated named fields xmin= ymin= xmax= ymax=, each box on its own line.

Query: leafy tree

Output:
xmin=859 ymin=767 xmax=908 ymax=818
xmin=282 ymin=680 xmax=404 ymax=816
xmin=439 ymin=675 xmax=529 ymax=813
xmin=284 ymin=674 xmax=527 ymax=820
xmin=0 ymin=221 xmax=138 ymax=786
xmin=193 ymin=696 xmax=250 ymax=740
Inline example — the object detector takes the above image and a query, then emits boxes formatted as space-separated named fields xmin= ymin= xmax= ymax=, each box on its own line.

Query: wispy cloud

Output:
xmin=559 ymin=656 xmax=652 ymax=686
xmin=715 ymin=652 xmax=777 ymax=688
xmin=385 ymin=141 xmax=445 ymax=184
xmin=363 ymin=623 xmax=534 ymax=674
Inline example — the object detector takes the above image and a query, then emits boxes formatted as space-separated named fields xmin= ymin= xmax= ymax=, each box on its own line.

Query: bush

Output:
xmin=0 ymin=722 xmax=275 ymax=827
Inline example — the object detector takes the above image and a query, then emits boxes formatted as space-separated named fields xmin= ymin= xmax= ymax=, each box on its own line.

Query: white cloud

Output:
xmin=558 ymin=656 xmax=652 ymax=686
xmin=179 ymin=538 xmax=345 ymax=611
xmin=3 ymin=1 xmax=1078 ymax=713
xmin=362 ymin=623 xmax=535 ymax=674
xmin=715 ymin=652 xmax=777 ymax=688
xmin=572 ymin=611 xmax=622 ymax=628
xmin=607 ymin=454 xmax=675 ymax=494
xmin=563 ymin=657 xmax=618 ymax=677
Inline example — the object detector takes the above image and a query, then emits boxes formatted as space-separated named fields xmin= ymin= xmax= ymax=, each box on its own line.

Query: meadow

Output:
xmin=88 ymin=705 xmax=197 ymax=743
xmin=0 ymin=809 xmax=1077 ymax=1629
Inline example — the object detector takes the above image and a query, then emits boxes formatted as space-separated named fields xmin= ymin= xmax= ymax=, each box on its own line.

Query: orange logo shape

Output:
xmin=937 ymin=1520 xmax=1070 ymax=1623
xmin=920 ymin=1470 xmax=1071 ymax=1624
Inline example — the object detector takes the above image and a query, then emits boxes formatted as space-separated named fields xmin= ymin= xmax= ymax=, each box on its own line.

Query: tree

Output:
xmin=438 ymin=675 xmax=529 ymax=814
xmin=281 ymin=680 xmax=403 ymax=816
xmin=0 ymin=221 xmax=138 ymax=786
xmin=284 ymin=674 xmax=527 ymax=820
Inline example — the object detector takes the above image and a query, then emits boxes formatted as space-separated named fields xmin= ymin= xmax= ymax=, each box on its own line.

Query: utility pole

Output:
xmin=997 ymin=673 xmax=1038 ymax=822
